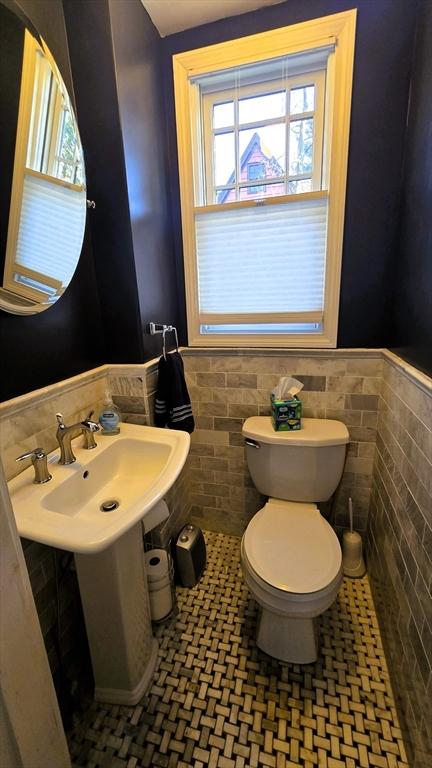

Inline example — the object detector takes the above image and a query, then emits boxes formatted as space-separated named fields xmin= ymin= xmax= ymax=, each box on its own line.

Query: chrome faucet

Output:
xmin=55 ymin=412 xmax=100 ymax=465
xmin=16 ymin=448 xmax=52 ymax=483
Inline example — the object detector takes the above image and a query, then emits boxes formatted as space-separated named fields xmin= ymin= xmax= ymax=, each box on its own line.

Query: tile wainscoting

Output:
xmin=180 ymin=350 xmax=382 ymax=536
xmin=367 ymin=354 xmax=432 ymax=768
xmin=1 ymin=347 xmax=431 ymax=763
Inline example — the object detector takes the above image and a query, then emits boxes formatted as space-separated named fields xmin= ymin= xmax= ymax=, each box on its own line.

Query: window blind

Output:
xmin=15 ymin=173 xmax=86 ymax=288
xmin=195 ymin=195 xmax=328 ymax=325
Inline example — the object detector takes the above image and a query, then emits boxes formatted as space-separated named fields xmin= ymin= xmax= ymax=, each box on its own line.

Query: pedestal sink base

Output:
xmin=76 ymin=523 xmax=157 ymax=706
xmin=94 ymin=637 xmax=158 ymax=705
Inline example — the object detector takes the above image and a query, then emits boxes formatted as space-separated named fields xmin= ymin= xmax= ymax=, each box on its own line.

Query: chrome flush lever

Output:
xmin=245 ymin=438 xmax=260 ymax=449
xmin=16 ymin=448 xmax=52 ymax=484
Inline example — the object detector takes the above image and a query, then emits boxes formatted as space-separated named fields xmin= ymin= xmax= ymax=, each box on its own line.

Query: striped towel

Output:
xmin=154 ymin=351 xmax=194 ymax=433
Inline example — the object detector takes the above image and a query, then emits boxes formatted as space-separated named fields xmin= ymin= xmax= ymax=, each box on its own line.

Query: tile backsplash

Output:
xmin=0 ymin=367 xmax=108 ymax=481
xmin=171 ymin=350 xmax=382 ymax=536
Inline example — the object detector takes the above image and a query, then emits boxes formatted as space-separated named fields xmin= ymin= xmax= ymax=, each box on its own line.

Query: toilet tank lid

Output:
xmin=242 ymin=417 xmax=349 ymax=447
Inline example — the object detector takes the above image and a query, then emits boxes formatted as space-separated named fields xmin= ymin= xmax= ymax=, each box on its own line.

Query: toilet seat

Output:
xmin=243 ymin=498 xmax=342 ymax=594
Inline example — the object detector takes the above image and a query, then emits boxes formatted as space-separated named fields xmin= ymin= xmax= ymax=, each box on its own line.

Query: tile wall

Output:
xmin=1 ymin=348 xmax=431 ymax=760
xmin=157 ymin=350 xmax=383 ymax=536
xmin=367 ymin=354 xmax=432 ymax=768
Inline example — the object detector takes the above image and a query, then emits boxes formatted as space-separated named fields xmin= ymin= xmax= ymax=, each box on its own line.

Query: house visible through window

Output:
xmin=247 ymin=161 xmax=266 ymax=195
xmin=173 ymin=12 xmax=356 ymax=347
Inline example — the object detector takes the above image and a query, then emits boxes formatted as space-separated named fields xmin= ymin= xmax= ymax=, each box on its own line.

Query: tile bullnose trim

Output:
xmin=179 ymin=347 xmax=386 ymax=358
xmin=383 ymin=350 xmax=432 ymax=397
xmin=0 ymin=365 xmax=109 ymax=419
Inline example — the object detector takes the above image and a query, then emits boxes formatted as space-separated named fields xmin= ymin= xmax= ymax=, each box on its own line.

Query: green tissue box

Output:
xmin=271 ymin=394 xmax=302 ymax=431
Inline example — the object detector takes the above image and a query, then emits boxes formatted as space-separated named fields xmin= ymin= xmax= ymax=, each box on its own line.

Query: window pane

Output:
xmin=214 ymin=132 xmax=235 ymax=186
xmin=290 ymin=85 xmax=315 ymax=114
xmin=201 ymin=322 xmax=322 ymax=334
xmin=239 ymin=91 xmax=285 ymax=124
xmin=213 ymin=101 xmax=234 ymax=128
xmin=288 ymin=178 xmax=312 ymax=194
xmin=239 ymin=181 xmax=285 ymax=200
xmin=289 ymin=118 xmax=313 ymax=175
xmin=239 ymin=124 xmax=286 ymax=184
xmin=215 ymin=188 xmax=235 ymax=204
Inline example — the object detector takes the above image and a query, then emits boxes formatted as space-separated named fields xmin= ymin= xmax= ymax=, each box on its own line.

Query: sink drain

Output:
xmin=100 ymin=499 xmax=119 ymax=512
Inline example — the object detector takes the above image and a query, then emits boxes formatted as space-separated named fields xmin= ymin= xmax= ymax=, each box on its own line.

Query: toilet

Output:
xmin=241 ymin=416 xmax=350 ymax=664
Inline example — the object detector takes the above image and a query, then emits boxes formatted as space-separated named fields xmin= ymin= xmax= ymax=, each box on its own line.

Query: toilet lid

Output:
xmin=243 ymin=499 xmax=342 ymax=594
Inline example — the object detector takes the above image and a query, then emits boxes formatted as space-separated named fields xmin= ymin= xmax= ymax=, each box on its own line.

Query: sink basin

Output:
xmin=8 ymin=423 xmax=190 ymax=553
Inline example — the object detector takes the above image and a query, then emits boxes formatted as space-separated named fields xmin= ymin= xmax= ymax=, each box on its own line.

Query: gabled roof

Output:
xmin=217 ymin=132 xmax=283 ymax=203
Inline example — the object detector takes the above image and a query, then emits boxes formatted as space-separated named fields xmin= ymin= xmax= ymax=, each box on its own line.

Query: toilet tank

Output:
xmin=242 ymin=417 xmax=349 ymax=502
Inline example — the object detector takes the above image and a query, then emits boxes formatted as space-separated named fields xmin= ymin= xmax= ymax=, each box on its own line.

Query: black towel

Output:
xmin=154 ymin=351 xmax=195 ymax=433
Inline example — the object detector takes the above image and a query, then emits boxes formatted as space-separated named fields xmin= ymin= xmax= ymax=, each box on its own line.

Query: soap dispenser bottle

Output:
xmin=99 ymin=399 xmax=121 ymax=435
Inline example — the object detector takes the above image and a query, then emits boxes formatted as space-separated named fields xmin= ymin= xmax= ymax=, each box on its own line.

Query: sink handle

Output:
xmin=81 ymin=418 xmax=100 ymax=450
xmin=16 ymin=448 xmax=52 ymax=484
xmin=16 ymin=447 xmax=45 ymax=462
xmin=56 ymin=412 xmax=66 ymax=428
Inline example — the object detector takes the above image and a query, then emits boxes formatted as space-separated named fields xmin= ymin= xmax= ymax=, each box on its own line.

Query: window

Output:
xmin=173 ymin=11 xmax=356 ymax=347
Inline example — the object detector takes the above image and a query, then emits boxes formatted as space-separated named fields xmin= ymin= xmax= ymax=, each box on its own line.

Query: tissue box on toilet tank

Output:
xmin=271 ymin=395 xmax=302 ymax=431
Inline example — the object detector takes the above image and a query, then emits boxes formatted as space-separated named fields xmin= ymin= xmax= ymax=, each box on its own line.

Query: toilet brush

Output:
xmin=342 ymin=498 xmax=366 ymax=577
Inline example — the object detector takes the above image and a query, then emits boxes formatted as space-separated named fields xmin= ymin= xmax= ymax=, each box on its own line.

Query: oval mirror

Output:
xmin=0 ymin=5 xmax=86 ymax=315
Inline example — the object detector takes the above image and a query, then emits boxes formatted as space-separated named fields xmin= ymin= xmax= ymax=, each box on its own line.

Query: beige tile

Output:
xmin=183 ymin=356 xmax=212 ymax=372
xmin=327 ymin=376 xmax=364 ymax=393
xmin=226 ymin=373 xmax=257 ymax=389
xmin=191 ymin=429 xmax=229 ymax=446
xmin=109 ymin=375 xmax=144 ymax=397
xmin=362 ymin=411 xmax=379 ymax=428
xmin=346 ymin=358 xmax=383 ymax=376
xmin=326 ymin=409 xmax=362 ymax=426
xmin=345 ymin=394 xmax=379 ymax=411
xmin=214 ymin=417 xmax=243 ymax=433
xmin=362 ymin=377 xmax=382 ymax=395
xmin=196 ymin=372 xmax=226 ymax=388
xmin=344 ymin=456 xmax=374 ymax=475
xmin=228 ymin=404 xmax=259 ymax=418
xmin=198 ymin=402 xmax=227 ymax=417
xmin=358 ymin=443 xmax=376 ymax=459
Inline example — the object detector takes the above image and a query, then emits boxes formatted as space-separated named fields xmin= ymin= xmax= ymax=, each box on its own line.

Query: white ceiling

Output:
xmin=141 ymin=0 xmax=285 ymax=37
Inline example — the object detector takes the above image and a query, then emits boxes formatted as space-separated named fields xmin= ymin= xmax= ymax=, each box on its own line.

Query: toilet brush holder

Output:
xmin=342 ymin=530 xmax=366 ymax=577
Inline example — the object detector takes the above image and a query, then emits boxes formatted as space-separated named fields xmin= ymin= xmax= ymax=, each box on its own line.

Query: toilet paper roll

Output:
xmin=145 ymin=548 xmax=169 ymax=582
xmin=342 ymin=530 xmax=366 ymax=577
xmin=149 ymin=582 xmax=173 ymax=622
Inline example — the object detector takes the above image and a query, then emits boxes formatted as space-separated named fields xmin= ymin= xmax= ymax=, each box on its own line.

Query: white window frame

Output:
xmin=173 ymin=10 xmax=356 ymax=348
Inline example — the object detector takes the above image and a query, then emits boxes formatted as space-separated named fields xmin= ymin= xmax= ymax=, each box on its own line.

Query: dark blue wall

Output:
xmin=63 ymin=0 xmax=145 ymax=365
xmin=161 ymin=0 xmax=418 ymax=349
xmin=390 ymin=0 xmax=432 ymax=376
xmin=108 ymin=0 xmax=181 ymax=359
xmin=0 ymin=0 xmax=105 ymax=402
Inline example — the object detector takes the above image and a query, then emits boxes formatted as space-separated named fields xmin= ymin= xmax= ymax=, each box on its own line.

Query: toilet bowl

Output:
xmin=241 ymin=498 xmax=343 ymax=663
xmin=241 ymin=416 xmax=349 ymax=663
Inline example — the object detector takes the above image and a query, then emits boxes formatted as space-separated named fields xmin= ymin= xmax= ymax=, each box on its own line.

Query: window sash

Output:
xmin=201 ymin=70 xmax=325 ymax=206
xmin=195 ymin=191 xmax=328 ymax=327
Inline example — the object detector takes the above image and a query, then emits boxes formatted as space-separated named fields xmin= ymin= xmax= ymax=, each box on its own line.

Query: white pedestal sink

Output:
xmin=8 ymin=423 xmax=190 ymax=705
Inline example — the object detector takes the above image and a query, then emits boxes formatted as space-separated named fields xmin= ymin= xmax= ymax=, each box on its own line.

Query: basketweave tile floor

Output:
xmin=68 ymin=531 xmax=409 ymax=768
